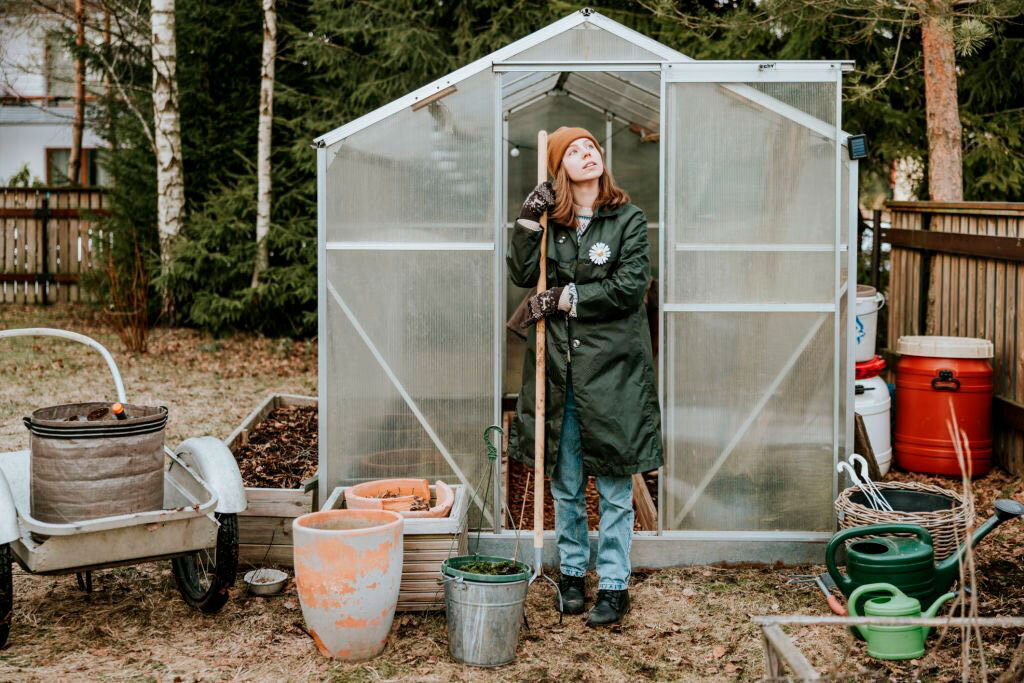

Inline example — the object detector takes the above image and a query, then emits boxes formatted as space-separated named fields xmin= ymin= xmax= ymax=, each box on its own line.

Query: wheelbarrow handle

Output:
xmin=0 ymin=328 xmax=126 ymax=404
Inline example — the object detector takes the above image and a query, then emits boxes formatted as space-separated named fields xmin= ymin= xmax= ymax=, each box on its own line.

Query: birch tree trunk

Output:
xmin=920 ymin=1 xmax=963 ymax=200
xmin=151 ymin=0 xmax=186 ymax=315
xmin=67 ymin=0 xmax=85 ymax=185
xmin=251 ymin=0 xmax=276 ymax=287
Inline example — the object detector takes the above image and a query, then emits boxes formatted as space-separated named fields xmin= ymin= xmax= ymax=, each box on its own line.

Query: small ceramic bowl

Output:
xmin=244 ymin=568 xmax=288 ymax=596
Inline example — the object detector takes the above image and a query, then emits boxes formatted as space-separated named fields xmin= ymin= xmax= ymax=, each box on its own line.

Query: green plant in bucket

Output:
xmin=458 ymin=560 xmax=523 ymax=576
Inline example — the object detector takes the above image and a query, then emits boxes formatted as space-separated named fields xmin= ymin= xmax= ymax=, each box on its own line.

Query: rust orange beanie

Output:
xmin=547 ymin=126 xmax=603 ymax=178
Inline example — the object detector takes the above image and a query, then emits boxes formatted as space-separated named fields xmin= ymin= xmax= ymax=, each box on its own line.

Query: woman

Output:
xmin=507 ymin=126 xmax=663 ymax=626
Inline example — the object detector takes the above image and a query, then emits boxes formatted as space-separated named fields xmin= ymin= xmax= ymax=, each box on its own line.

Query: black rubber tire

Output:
xmin=0 ymin=544 xmax=12 ymax=648
xmin=171 ymin=513 xmax=238 ymax=614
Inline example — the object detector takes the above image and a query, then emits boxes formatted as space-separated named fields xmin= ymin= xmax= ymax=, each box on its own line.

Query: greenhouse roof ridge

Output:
xmin=313 ymin=10 xmax=690 ymax=147
xmin=313 ymin=9 xmax=856 ymax=148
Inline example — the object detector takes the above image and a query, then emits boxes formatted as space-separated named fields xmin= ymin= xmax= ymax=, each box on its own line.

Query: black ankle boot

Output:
xmin=586 ymin=588 xmax=630 ymax=626
xmin=556 ymin=573 xmax=586 ymax=614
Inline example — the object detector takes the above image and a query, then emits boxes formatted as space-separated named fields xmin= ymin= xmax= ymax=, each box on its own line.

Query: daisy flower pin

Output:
xmin=588 ymin=242 xmax=611 ymax=265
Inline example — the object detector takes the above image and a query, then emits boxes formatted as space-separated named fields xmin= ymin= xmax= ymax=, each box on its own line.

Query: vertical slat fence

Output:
xmin=878 ymin=201 xmax=1024 ymax=475
xmin=0 ymin=187 xmax=107 ymax=303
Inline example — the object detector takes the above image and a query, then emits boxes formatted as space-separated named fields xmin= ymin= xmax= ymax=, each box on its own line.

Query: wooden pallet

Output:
xmin=225 ymin=393 xmax=318 ymax=567
xmin=322 ymin=484 xmax=469 ymax=612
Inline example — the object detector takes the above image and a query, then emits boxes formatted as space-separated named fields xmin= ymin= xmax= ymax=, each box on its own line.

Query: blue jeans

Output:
xmin=550 ymin=367 xmax=633 ymax=591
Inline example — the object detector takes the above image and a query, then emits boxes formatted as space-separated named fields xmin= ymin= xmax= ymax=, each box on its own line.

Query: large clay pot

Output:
xmin=292 ymin=509 xmax=403 ymax=660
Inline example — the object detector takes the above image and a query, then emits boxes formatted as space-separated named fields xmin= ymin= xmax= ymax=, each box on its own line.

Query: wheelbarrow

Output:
xmin=0 ymin=328 xmax=248 ymax=647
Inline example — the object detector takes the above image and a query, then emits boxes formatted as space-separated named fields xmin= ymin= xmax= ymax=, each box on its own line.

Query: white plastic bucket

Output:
xmin=855 ymin=375 xmax=892 ymax=475
xmin=855 ymin=285 xmax=885 ymax=362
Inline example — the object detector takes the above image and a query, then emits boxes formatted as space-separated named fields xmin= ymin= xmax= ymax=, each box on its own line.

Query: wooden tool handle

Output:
xmin=534 ymin=130 xmax=548 ymax=550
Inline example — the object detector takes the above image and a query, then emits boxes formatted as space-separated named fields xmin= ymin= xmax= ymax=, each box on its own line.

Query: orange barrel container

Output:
xmin=894 ymin=336 xmax=994 ymax=477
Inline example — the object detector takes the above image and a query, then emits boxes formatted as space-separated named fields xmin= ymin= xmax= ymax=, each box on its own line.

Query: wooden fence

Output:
xmin=879 ymin=200 xmax=1024 ymax=475
xmin=0 ymin=187 xmax=107 ymax=304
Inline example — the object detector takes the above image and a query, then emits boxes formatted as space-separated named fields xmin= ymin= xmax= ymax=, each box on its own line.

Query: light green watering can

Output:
xmin=848 ymin=582 xmax=956 ymax=660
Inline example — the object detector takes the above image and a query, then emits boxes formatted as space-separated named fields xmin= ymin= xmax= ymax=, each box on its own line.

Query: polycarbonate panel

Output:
xmin=663 ymin=72 xmax=840 ymax=533
xmin=749 ymin=81 xmax=836 ymax=127
xmin=502 ymin=71 xmax=559 ymax=111
xmin=325 ymin=250 xmax=494 ymax=507
xmin=666 ymin=82 xmax=836 ymax=246
xmin=671 ymin=251 xmax=834 ymax=304
xmin=325 ymin=70 xmax=495 ymax=242
xmin=510 ymin=24 xmax=662 ymax=62
xmin=664 ymin=313 xmax=835 ymax=531
xmin=612 ymin=120 xmax=660 ymax=225
xmin=563 ymin=71 xmax=659 ymax=131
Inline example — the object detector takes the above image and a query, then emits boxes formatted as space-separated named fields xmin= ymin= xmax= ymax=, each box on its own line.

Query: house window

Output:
xmin=45 ymin=31 xmax=75 ymax=100
xmin=46 ymin=148 xmax=109 ymax=186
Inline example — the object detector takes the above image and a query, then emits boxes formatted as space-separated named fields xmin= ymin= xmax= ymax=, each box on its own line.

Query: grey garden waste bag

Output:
xmin=24 ymin=403 xmax=168 ymax=524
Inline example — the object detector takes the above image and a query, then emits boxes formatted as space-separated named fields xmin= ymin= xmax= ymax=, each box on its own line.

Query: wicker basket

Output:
xmin=835 ymin=481 xmax=974 ymax=561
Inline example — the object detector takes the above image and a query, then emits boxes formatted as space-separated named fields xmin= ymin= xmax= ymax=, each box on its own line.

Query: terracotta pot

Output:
xmin=345 ymin=478 xmax=455 ymax=518
xmin=292 ymin=509 xmax=403 ymax=660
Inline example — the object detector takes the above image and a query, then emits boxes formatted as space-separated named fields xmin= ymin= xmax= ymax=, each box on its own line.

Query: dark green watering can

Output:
xmin=827 ymin=499 xmax=1024 ymax=616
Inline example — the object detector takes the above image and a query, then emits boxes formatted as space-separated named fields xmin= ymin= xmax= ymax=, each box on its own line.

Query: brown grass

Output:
xmin=0 ymin=305 xmax=1022 ymax=681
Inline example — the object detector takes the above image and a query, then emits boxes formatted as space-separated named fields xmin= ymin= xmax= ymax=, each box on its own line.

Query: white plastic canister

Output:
xmin=855 ymin=284 xmax=886 ymax=362
xmin=855 ymin=374 xmax=892 ymax=475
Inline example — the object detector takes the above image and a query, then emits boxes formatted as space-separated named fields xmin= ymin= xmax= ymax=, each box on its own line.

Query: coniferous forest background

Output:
xmin=66 ymin=0 xmax=1024 ymax=337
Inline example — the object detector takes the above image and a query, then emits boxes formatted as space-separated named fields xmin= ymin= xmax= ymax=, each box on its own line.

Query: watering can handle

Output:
xmin=825 ymin=523 xmax=933 ymax=594
xmin=847 ymin=582 xmax=900 ymax=640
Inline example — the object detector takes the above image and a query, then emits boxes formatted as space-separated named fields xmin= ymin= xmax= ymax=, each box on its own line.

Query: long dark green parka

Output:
xmin=507 ymin=203 xmax=663 ymax=477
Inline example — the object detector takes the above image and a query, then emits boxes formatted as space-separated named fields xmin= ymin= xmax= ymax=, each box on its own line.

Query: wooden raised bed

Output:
xmin=225 ymin=393 xmax=318 ymax=567
xmin=322 ymin=484 xmax=469 ymax=612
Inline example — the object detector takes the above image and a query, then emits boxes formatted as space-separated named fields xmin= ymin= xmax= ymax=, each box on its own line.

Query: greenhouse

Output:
xmin=315 ymin=8 xmax=859 ymax=565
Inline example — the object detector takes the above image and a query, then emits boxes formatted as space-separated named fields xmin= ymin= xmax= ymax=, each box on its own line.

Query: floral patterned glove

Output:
xmin=519 ymin=181 xmax=556 ymax=223
xmin=521 ymin=286 xmax=565 ymax=327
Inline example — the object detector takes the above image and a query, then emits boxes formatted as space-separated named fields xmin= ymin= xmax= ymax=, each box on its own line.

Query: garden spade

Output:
xmin=529 ymin=129 xmax=563 ymax=614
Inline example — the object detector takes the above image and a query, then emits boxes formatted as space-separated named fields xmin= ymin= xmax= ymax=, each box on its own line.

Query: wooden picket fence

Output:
xmin=877 ymin=200 xmax=1024 ymax=475
xmin=0 ymin=187 xmax=107 ymax=304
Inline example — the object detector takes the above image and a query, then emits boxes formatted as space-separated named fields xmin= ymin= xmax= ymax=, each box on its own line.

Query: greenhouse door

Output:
xmin=660 ymin=62 xmax=844 ymax=535
xmin=317 ymin=71 xmax=501 ymax=523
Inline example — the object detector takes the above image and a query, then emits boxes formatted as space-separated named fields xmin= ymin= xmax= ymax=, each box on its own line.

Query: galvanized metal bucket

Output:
xmin=442 ymin=555 xmax=529 ymax=667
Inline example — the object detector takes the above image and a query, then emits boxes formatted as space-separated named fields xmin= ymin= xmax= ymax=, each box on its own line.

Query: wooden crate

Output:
xmin=321 ymin=484 xmax=469 ymax=612
xmin=225 ymin=393 xmax=318 ymax=567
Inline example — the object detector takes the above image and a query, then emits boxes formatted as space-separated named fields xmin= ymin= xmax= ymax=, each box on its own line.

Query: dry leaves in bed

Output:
xmin=233 ymin=405 xmax=317 ymax=489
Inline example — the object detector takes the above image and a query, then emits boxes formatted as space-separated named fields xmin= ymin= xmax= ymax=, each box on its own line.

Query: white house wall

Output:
xmin=0 ymin=112 xmax=104 ymax=183
xmin=0 ymin=8 xmax=105 ymax=183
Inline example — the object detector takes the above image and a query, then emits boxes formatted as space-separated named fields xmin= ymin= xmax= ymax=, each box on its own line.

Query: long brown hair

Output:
xmin=550 ymin=163 xmax=630 ymax=227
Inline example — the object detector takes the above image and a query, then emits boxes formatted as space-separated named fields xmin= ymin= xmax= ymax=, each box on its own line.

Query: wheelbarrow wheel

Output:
xmin=0 ymin=544 xmax=11 ymax=648
xmin=171 ymin=512 xmax=238 ymax=613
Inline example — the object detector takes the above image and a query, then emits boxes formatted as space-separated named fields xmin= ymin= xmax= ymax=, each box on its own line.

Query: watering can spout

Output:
xmin=921 ymin=592 xmax=957 ymax=638
xmin=934 ymin=499 xmax=1024 ymax=593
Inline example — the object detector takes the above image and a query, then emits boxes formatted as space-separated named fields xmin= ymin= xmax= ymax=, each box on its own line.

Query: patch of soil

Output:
xmin=505 ymin=457 xmax=599 ymax=530
xmin=232 ymin=405 xmax=317 ymax=489
xmin=505 ymin=458 xmax=660 ymax=531
xmin=62 ymin=404 xmax=119 ymax=422
xmin=457 ymin=560 xmax=523 ymax=576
